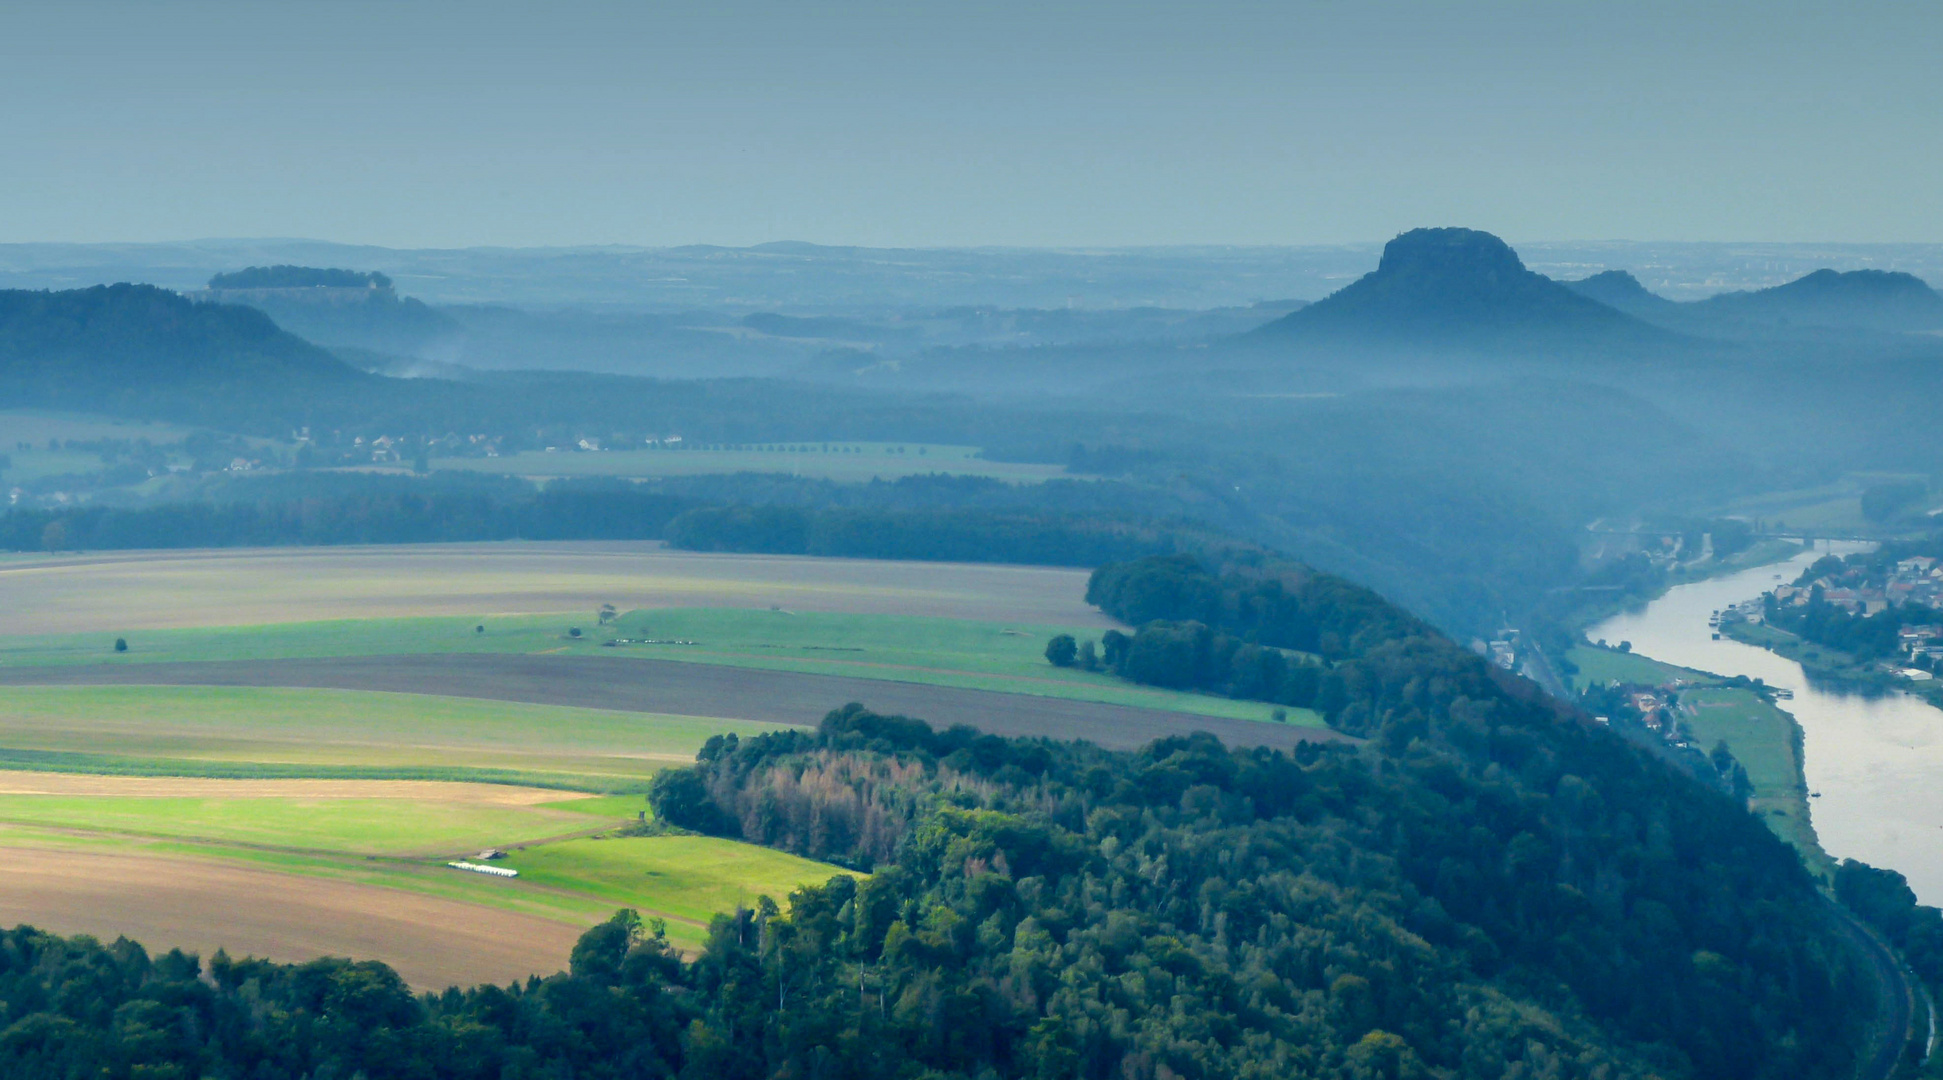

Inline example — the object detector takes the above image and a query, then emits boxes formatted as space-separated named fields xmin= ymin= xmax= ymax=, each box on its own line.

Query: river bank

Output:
xmin=1589 ymin=546 xmax=1943 ymax=904
xmin=1567 ymin=638 xmax=1830 ymax=879
xmin=1723 ymin=620 xmax=1943 ymax=711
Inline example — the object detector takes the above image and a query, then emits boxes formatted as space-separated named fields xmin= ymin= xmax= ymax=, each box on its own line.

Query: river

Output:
xmin=1590 ymin=544 xmax=1943 ymax=902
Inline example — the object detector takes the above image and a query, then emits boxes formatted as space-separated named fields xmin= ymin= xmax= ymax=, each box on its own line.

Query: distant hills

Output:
xmin=1256 ymin=227 xmax=1677 ymax=354
xmin=197 ymin=265 xmax=460 ymax=361
xmin=1567 ymin=266 xmax=1943 ymax=337
xmin=1241 ymin=227 xmax=1942 ymax=367
xmin=1563 ymin=269 xmax=1680 ymax=319
xmin=0 ymin=284 xmax=368 ymax=423
xmin=1694 ymin=268 xmax=1943 ymax=333
xmin=208 ymin=265 xmax=392 ymax=291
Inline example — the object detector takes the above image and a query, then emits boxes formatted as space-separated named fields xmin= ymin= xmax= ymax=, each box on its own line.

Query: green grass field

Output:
xmin=0 ymin=792 xmax=606 ymax=855
xmin=498 ymin=835 xmax=847 ymax=932
xmin=0 ymin=790 xmax=843 ymax=950
xmin=0 ymin=684 xmax=798 ymax=787
xmin=1566 ymin=645 xmax=1693 ymax=688
xmin=434 ymin=442 xmax=1069 ymax=484
xmin=0 ymin=608 xmax=1319 ymax=727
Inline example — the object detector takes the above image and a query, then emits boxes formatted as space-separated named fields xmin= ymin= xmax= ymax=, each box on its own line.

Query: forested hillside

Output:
xmin=0 ymin=691 xmax=1873 ymax=1080
xmin=0 ymin=285 xmax=369 ymax=424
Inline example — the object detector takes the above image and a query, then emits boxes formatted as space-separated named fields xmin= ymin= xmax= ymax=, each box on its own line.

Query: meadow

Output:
xmin=433 ymin=441 xmax=1070 ymax=484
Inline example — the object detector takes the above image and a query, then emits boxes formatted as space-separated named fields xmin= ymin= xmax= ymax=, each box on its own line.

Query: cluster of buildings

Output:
xmin=1627 ymin=686 xmax=1697 ymax=748
xmin=1486 ymin=637 xmax=1517 ymax=670
xmin=1889 ymin=556 xmax=1943 ymax=608
xmin=1764 ymin=555 xmax=1943 ymax=616
xmin=1898 ymin=625 xmax=1943 ymax=668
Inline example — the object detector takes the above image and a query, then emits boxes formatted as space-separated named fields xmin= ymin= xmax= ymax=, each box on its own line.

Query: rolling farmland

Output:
xmin=0 ymin=542 xmax=1113 ymax=635
xmin=0 ymin=541 xmax=1332 ymax=986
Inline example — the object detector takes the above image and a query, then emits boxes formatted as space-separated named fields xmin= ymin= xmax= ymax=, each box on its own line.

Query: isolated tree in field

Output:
xmin=599 ymin=603 xmax=617 ymax=624
xmin=1044 ymin=634 xmax=1077 ymax=668
xmin=114 ymin=637 xmax=127 ymax=653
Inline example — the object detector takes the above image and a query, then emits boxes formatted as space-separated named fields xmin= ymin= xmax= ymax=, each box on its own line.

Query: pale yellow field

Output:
xmin=0 ymin=684 xmax=795 ymax=784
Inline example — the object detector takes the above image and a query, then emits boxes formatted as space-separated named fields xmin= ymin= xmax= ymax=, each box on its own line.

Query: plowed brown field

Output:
xmin=0 ymin=846 xmax=584 ymax=989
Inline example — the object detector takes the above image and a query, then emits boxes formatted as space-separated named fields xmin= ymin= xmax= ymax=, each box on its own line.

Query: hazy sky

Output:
xmin=2 ymin=0 xmax=1938 ymax=248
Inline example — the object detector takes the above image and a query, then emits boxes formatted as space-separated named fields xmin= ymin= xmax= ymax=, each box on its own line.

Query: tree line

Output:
xmin=2 ymin=480 xmax=1240 ymax=575
xmin=1060 ymin=553 xmax=1438 ymax=726
xmin=664 ymin=504 xmax=1212 ymax=568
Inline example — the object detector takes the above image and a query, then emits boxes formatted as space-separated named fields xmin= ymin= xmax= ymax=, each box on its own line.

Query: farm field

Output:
xmin=1711 ymin=472 xmax=1938 ymax=536
xmin=0 ymin=410 xmax=281 ymax=488
xmin=0 ymin=607 xmax=1320 ymax=728
xmin=497 ymin=835 xmax=848 ymax=929
xmin=0 ymin=775 xmax=615 ymax=855
xmin=0 ymin=542 xmax=1114 ymax=635
xmin=0 ymin=541 xmax=1328 ymax=985
xmin=0 ymin=844 xmax=586 ymax=990
xmin=0 ymin=410 xmax=207 ymax=447
xmin=0 ymin=770 xmax=850 ymax=985
xmin=0 ymin=656 xmax=1334 ymax=752
xmin=434 ymin=442 xmax=1071 ymax=483
xmin=0 ymin=684 xmax=794 ymax=786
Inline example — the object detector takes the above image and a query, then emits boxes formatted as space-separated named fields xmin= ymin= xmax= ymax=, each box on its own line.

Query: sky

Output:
xmin=1 ymin=0 xmax=1938 ymax=249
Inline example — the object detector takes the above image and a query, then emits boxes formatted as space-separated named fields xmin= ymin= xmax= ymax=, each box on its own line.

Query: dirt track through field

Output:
xmin=0 ymin=846 xmax=583 ymax=989
xmin=0 ymin=655 xmax=1352 ymax=752
xmin=0 ymin=542 xmax=1113 ymax=634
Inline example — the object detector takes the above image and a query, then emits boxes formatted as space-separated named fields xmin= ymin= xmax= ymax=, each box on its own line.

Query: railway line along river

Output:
xmin=1591 ymin=543 xmax=1943 ymax=902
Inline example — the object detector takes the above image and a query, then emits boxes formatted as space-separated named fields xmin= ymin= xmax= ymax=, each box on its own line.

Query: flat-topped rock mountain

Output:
xmin=1258 ymin=227 xmax=1673 ymax=352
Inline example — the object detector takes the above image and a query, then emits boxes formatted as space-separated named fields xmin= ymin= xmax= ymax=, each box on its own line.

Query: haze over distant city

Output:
xmin=2 ymin=0 xmax=1938 ymax=248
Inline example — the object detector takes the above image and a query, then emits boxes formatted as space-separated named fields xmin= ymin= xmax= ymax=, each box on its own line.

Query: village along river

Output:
xmin=1591 ymin=543 xmax=1943 ymax=902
